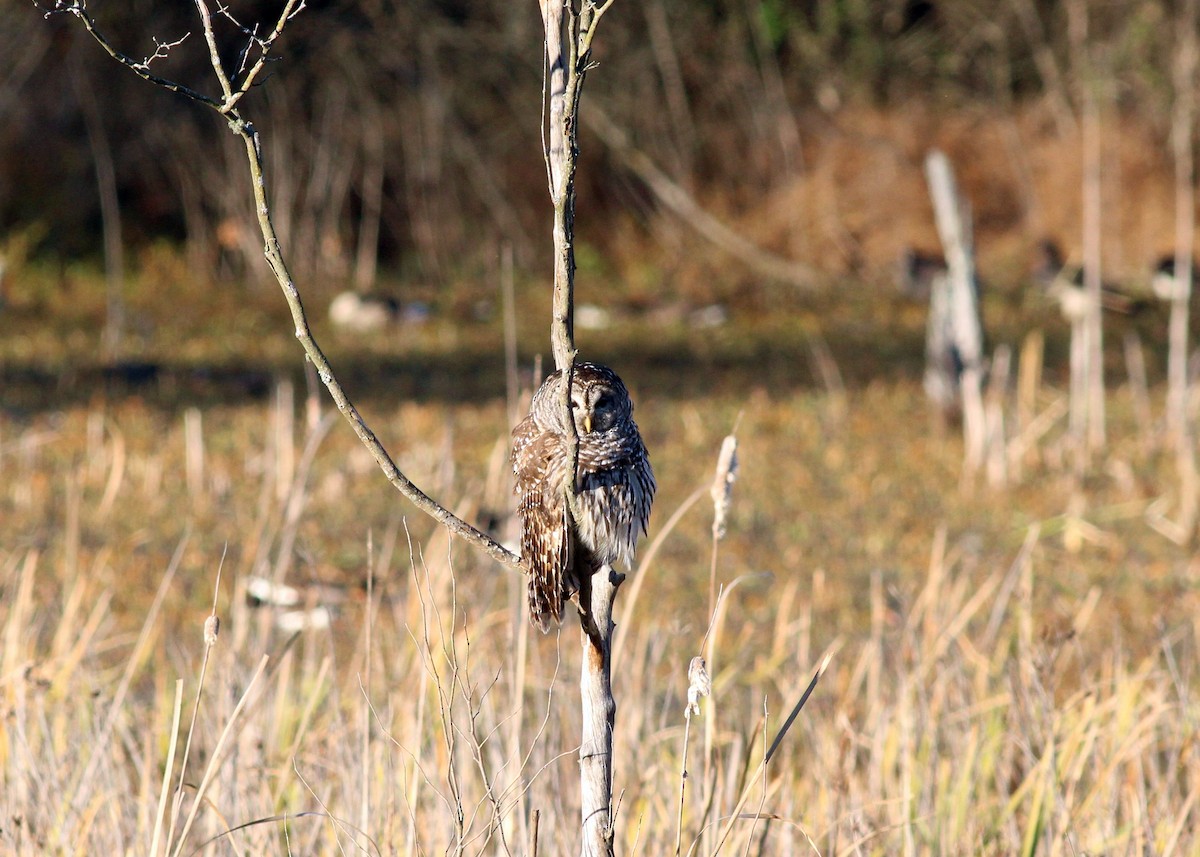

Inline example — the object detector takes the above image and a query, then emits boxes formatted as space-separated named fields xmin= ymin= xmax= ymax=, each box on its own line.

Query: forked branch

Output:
xmin=539 ymin=4 xmax=622 ymax=855
xmin=52 ymin=0 xmax=524 ymax=574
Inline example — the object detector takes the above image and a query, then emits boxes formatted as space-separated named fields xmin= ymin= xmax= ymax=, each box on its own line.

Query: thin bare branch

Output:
xmin=222 ymin=0 xmax=305 ymax=112
xmin=40 ymin=2 xmax=219 ymax=107
xmin=64 ymin=3 xmax=524 ymax=574
xmin=137 ymin=33 xmax=191 ymax=71
xmin=193 ymin=0 xmax=234 ymax=100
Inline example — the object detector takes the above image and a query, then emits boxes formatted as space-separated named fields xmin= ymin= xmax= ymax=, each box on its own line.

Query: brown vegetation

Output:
xmin=4 ymin=1 xmax=1200 ymax=854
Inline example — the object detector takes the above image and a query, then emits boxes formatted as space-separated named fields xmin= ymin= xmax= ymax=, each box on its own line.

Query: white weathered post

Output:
xmin=924 ymin=150 xmax=986 ymax=481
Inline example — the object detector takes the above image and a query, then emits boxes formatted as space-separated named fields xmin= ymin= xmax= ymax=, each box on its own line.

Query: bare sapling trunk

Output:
xmin=924 ymin=150 xmax=986 ymax=484
xmin=1169 ymin=0 xmax=1198 ymax=539
xmin=353 ymin=101 xmax=385 ymax=294
xmin=539 ymin=2 xmax=622 ymax=853
xmin=1081 ymin=93 xmax=1105 ymax=455
xmin=1067 ymin=0 xmax=1106 ymax=467
xmin=73 ymin=57 xmax=125 ymax=358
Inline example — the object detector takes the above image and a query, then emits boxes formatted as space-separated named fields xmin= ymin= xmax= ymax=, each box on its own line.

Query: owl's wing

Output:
xmin=513 ymin=429 xmax=572 ymax=633
xmin=520 ymin=485 xmax=570 ymax=633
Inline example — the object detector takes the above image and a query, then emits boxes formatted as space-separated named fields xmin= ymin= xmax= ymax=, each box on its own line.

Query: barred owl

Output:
xmin=511 ymin=362 xmax=655 ymax=632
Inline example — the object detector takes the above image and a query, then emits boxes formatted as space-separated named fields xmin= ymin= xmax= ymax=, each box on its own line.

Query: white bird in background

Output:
xmin=1151 ymin=256 xmax=1197 ymax=302
xmin=328 ymin=290 xmax=429 ymax=333
xmin=1032 ymin=239 xmax=1143 ymax=321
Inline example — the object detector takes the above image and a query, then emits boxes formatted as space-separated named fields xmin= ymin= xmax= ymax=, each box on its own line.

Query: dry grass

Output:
xmin=3 ymin=303 xmax=1200 ymax=855
xmin=2 ymin=217 xmax=1199 ymax=853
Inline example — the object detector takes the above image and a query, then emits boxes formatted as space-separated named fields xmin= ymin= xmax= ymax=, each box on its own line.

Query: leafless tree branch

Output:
xmin=55 ymin=0 xmax=524 ymax=574
xmin=41 ymin=1 xmax=219 ymax=107
xmin=539 ymin=3 xmax=623 ymax=854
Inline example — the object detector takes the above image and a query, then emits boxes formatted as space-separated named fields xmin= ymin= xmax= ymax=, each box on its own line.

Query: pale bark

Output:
xmin=74 ymin=61 xmax=125 ymax=358
xmin=1169 ymin=0 xmax=1198 ymax=536
xmin=539 ymin=2 xmax=621 ymax=852
xmin=1066 ymin=0 xmax=1106 ymax=463
xmin=924 ymin=150 xmax=986 ymax=482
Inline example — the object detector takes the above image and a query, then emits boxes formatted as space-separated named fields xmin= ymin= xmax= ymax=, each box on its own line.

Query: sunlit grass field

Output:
xmin=2 ymin=259 xmax=1199 ymax=855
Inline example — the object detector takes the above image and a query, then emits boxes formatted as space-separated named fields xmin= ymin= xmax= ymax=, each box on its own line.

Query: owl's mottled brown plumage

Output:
xmin=512 ymin=362 xmax=655 ymax=632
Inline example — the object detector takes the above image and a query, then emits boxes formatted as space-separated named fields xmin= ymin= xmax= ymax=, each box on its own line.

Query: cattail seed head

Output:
xmin=203 ymin=614 xmax=220 ymax=647
xmin=686 ymin=656 xmax=712 ymax=717
xmin=710 ymin=435 xmax=739 ymax=540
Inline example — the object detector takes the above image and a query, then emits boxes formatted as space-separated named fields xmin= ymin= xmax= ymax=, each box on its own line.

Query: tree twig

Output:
xmin=59 ymin=0 xmax=524 ymax=574
xmin=45 ymin=2 xmax=220 ymax=107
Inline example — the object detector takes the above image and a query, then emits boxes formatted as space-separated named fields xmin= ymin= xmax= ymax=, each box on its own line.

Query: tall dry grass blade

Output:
xmin=63 ymin=473 xmax=81 ymax=580
xmin=985 ymin=343 xmax=1011 ymax=488
xmin=275 ymin=379 xmax=295 ymax=503
xmin=166 ymin=548 xmax=225 ymax=853
xmin=191 ymin=811 xmax=382 ymax=856
xmin=184 ymin=407 xmax=204 ymax=498
xmin=1160 ymin=783 xmax=1199 ymax=856
xmin=150 ymin=680 xmax=185 ymax=857
xmin=276 ymin=655 xmax=332 ymax=796
xmin=612 ymin=484 xmax=706 ymax=664
xmin=1016 ymin=329 xmax=1043 ymax=441
xmin=96 ymin=420 xmax=126 ymax=519
xmin=1007 ymin=396 xmax=1068 ymax=474
xmin=983 ymin=524 xmax=1040 ymax=649
xmin=765 ymin=651 xmax=833 ymax=766
xmin=807 ymin=333 xmax=847 ymax=422
xmin=506 ymin=541 xmax=532 ymax=850
xmin=359 ymin=531 xmax=375 ymax=846
xmin=1122 ymin=330 xmax=1153 ymax=452
xmin=49 ymin=587 xmax=112 ymax=694
xmin=700 ymin=573 xmax=772 ymax=849
xmin=1 ymin=549 xmax=39 ymax=685
xmin=675 ymin=656 xmax=712 ymax=856
xmin=708 ymin=652 xmax=833 ymax=857
xmin=741 ymin=700 xmax=771 ymax=857
xmin=701 ymin=573 xmax=768 ymax=820
xmin=67 ymin=530 xmax=187 ymax=826
xmin=170 ymin=654 xmax=269 ymax=857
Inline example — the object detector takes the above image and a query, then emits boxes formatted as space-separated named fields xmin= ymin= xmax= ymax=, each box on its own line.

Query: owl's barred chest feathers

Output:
xmin=511 ymin=362 xmax=656 ymax=633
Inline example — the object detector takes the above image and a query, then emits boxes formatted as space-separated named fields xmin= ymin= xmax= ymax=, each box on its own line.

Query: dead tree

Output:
xmin=923 ymin=150 xmax=986 ymax=482
xmin=1065 ymin=0 xmax=1107 ymax=462
xmin=1168 ymin=0 xmax=1198 ymax=539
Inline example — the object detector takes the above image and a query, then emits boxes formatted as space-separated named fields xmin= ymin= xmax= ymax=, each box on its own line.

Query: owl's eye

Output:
xmin=594 ymin=393 xmax=612 ymax=411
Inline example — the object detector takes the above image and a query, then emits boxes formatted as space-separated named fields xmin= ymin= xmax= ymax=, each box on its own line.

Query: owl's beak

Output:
xmin=582 ymin=414 xmax=592 ymax=433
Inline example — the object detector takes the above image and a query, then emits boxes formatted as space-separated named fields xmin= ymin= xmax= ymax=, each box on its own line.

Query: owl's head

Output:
xmin=534 ymin=362 xmax=633 ymax=435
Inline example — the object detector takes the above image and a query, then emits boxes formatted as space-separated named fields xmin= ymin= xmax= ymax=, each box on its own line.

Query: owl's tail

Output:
xmin=528 ymin=572 xmax=562 ymax=634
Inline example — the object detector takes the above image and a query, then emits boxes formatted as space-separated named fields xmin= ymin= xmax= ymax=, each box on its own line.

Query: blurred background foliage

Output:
xmin=0 ymin=0 xmax=1189 ymax=302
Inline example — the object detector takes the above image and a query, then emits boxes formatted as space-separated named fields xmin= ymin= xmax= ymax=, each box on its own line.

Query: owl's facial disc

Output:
xmin=588 ymin=389 xmax=617 ymax=433
xmin=571 ymin=389 xmax=589 ymax=433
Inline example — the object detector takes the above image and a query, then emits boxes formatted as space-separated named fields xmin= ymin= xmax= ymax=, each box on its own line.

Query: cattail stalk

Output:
xmin=708 ymin=434 xmax=739 ymax=616
xmin=674 ymin=656 xmax=711 ymax=855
